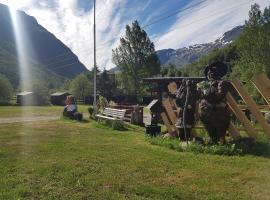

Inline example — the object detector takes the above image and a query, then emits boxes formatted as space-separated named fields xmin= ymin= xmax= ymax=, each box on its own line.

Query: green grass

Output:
xmin=147 ymin=136 xmax=270 ymax=156
xmin=0 ymin=107 xmax=270 ymax=199
xmin=0 ymin=105 xmax=90 ymax=118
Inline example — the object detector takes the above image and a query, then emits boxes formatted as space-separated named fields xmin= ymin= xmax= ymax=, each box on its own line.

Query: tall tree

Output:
xmin=161 ymin=63 xmax=177 ymax=77
xmin=112 ymin=20 xmax=160 ymax=98
xmin=231 ymin=4 xmax=270 ymax=98
xmin=70 ymin=74 xmax=93 ymax=101
xmin=98 ymin=70 xmax=117 ymax=98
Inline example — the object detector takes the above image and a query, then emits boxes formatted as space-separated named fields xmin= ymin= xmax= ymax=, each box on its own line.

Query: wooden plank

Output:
xmin=238 ymin=104 xmax=269 ymax=110
xmin=231 ymin=79 xmax=270 ymax=137
xmin=162 ymin=98 xmax=177 ymax=125
xmin=160 ymin=112 xmax=173 ymax=132
xmin=251 ymin=74 xmax=270 ymax=106
xmin=168 ymin=82 xmax=178 ymax=95
xmin=226 ymin=92 xmax=257 ymax=138
xmin=228 ymin=122 xmax=241 ymax=139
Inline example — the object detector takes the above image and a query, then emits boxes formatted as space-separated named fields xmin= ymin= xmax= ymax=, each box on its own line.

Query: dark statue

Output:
xmin=198 ymin=62 xmax=231 ymax=143
xmin=175 ymin=61 xmax=231 ymax=143
xmin=175 ymin=80 xmax=198 ymax=140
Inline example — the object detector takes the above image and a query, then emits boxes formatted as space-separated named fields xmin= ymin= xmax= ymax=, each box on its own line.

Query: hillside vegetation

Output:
xmin=0 ymin=3 xmax=87 ymax=89
xmin=179 ymin=4 xmax=270 ymax=98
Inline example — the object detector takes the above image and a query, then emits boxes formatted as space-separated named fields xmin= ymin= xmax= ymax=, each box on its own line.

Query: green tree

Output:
xmin=0 ymin=74 xmax=13 ymax=104
xmin=32 ymin=80 xmax=50 ymax=105
xmin=161 ymin=63 xmax=177 ymax=77
xmin=98 ymin=70 xmax=117 ymax=98
xmin=230 ymin=4 xmax=270 ymax=98
xmin=112 ymin=20 xmax=160 ymax=99
xmin=70 ymin=74 xmax=93 ymax=100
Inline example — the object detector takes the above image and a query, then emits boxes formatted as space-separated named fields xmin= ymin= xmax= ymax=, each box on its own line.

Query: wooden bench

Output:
xmin=96 ymin=108 xmax=126 ymax=121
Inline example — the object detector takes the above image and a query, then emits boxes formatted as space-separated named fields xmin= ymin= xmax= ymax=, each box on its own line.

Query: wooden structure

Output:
xmin=50 ymin=92 xmax=71 ymax=106
xmin=111 ymin=105 xmax=144 ymax=125
xmin=144 ymin=74 xmax=270 ymax=139
xmin=96 ymin=108 xmax=126 ymax=122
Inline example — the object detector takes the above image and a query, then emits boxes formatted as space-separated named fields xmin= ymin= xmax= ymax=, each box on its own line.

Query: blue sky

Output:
xmin=1 ymin=0 xmax=269 ymax=70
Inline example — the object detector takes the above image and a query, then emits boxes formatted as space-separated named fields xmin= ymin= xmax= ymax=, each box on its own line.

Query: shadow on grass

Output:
xmin=146 ymin=135 xmax=270 ymax=158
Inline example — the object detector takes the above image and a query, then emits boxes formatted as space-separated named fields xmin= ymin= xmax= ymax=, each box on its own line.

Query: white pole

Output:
xmin=93 ymin=0 xmax=97 ymax=114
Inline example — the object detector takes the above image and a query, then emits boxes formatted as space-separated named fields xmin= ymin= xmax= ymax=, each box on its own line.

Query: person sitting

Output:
xmin=63 ymin=95 xmax=82 ymax=121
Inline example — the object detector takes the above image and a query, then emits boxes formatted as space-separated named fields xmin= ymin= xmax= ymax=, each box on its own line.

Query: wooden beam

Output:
xmin=160 ymin=112 xmax=173 ymax=132
xmin=226 ymin=92 xmax=257 ymax=138
xmin=162 ymin=98 xmax=177 ymax=125
xmin=231 ymin=79 xmax=270 ymax=137
xmin=228 ymin=122 xmax=241 ymax=139
xmin=251 ymin=73 xmax=270 ymax=106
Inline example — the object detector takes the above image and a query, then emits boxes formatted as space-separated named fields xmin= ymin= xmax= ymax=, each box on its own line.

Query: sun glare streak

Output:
xmin=8 ymin=6 xmax=33 ymax=103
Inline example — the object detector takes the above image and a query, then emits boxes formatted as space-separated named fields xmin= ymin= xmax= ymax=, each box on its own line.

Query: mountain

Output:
xmin=108 ymin=26 xmax=244 ymax=74
xmin=0 ymin=3 xmax=88 ymax=87
xmin=156 ymin=25 xmax=244 ymax=67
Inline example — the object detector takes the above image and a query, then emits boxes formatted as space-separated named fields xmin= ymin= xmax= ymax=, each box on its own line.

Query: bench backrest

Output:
xmin=103 ymin=108 xmax=126 ymax=119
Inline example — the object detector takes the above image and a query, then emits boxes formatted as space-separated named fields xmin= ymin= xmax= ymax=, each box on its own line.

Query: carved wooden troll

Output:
xmin=176 ymin=62 xmax=231 ymax=143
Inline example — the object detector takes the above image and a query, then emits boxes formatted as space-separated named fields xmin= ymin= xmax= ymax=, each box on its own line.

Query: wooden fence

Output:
xmin=160 ymin=73 xmax=270 ymax=140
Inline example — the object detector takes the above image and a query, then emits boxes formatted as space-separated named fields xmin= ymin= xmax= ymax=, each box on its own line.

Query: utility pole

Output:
xmin=93 ymin=0 xmax=97 ymax=114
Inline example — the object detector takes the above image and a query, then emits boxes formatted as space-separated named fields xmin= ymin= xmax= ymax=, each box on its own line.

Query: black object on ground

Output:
xmin=145 ymin=125 xmax=161 ymax=136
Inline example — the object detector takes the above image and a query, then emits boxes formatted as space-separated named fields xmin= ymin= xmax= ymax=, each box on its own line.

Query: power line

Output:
xmin=94 ymin=1 xmax=207 ymax=49
xmin=95 ymin=0 xmax=254 ymax=51
xmin=154 ymin=0 xmax=254 ymax=38
xmin=25 ymin=0 xmax=254 ymax=72
xmin=142 ymin=0 xmax=208 ymax=28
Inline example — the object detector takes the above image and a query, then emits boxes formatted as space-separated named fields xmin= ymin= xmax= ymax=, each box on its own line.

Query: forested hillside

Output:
xmin=0 ymin=3 xmax=87 ymax=89
xmin=179 ymin=4 xmax=270 ymax=99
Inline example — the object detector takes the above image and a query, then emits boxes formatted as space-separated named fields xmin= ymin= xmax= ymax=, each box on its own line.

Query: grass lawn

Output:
xmin=0 ymin=107 xmax=270 ymax=199
xmin=0 ymin=105 xmax=90 ymax=118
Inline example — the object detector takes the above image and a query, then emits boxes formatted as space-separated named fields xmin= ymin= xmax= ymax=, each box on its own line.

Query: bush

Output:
xmin=146 ymin=136 xmax=270 ymax=156
xmin=97 ymin=96 xmax=109 ymax=113
xmin=111 ymin=120 xmax=125 ymax=131
xmin=0 ymin=74 xmax=13 ymax=104
xmin=97 ymin=119 xmax=126 ymax=131
xmin=32 ymin=81 xmax=50 ymax=105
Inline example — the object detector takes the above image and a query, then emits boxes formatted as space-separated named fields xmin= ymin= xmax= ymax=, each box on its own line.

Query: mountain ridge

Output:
xmin=156 ymin=25 xmax=244 ymax=68
xmin=0 ymin=3 xmax=88 ymax=87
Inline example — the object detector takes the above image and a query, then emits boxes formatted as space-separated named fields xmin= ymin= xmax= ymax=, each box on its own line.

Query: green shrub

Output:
xmin=88 ymin=107 xmax=95 ymax=119
xmin=0 ymin=74 xmax=13 ymax=104
xmin=97 ymin=119 xmax=126 ymax=131
xmin=111 ymin=120 xmax=126 ymax=131
xmin=97 ymin=96 xmax=109 ymax=113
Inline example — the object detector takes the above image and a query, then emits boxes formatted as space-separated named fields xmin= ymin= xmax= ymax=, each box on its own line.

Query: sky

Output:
xmin=0 ymin=0 xmax=269 ymax=70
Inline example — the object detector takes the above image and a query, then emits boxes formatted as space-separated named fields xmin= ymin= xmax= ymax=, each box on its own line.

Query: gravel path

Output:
xmin=0 ymin=116 xmax=60 ymax=124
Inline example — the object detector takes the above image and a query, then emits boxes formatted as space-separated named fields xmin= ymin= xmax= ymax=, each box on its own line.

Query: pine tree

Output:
xmin=112 ymin=20 xmax=160 ymax=99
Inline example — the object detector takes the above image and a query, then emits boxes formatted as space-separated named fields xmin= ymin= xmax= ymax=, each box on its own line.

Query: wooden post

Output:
xmin=251 ymin=74 xmax=270 ymax=106
xmin=160 ymin=112 xmax=173 ymax=132
xmin=228 ymin=122 xmax=241 ymax=139
xmin=231 ymin=79 xmax=270 ymax=137
xmin=226 ymin=92 xmax=257 ymax=138
xmin=162 ymin=98 xmax=177 ymax=125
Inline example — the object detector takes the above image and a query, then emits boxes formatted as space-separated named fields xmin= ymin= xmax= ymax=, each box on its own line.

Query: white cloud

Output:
xmin=0 ymin=0 xmax=269 ymax=70
xmin=0 ymin=0 xmax=130 ymax=70
xmin=154 ymin=0 xmax=270 ymax=50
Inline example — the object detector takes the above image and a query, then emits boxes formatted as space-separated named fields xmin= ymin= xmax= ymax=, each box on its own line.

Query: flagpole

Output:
xmin=93 ymin=0 xmax=97 ymax=114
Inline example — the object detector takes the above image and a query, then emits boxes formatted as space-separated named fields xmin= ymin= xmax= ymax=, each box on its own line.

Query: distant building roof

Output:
xmin=17 ymin=91 xmax=33 ymax=96
xmin=51 ymin=92 xmax=70 ymax=96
